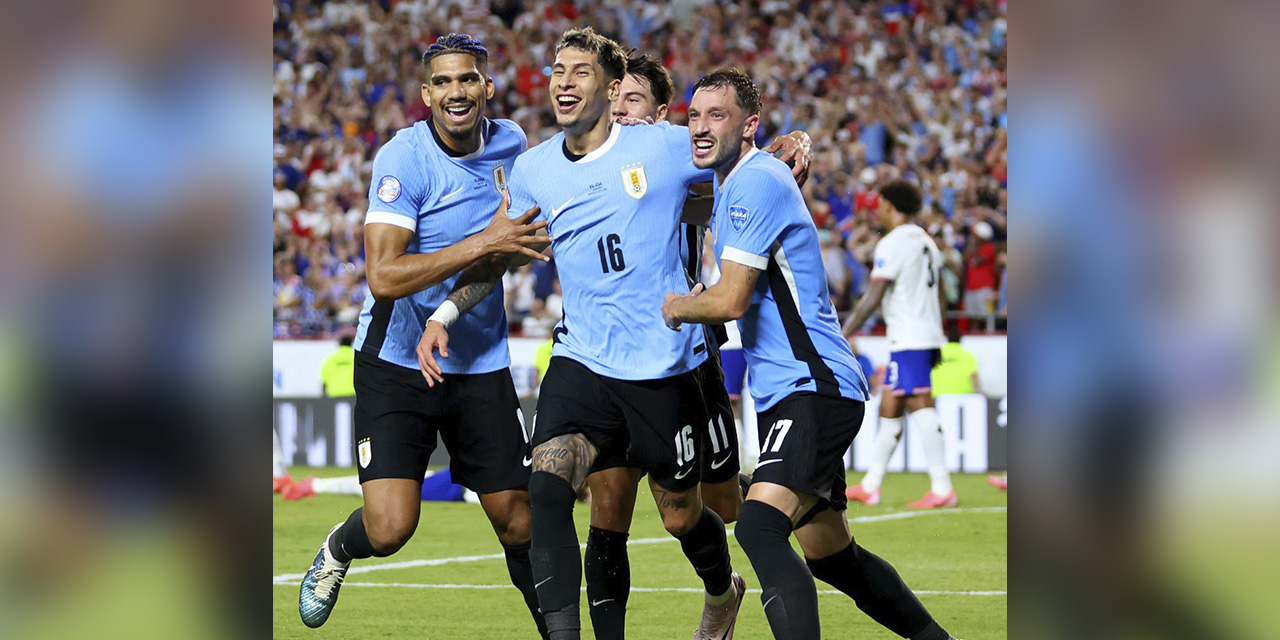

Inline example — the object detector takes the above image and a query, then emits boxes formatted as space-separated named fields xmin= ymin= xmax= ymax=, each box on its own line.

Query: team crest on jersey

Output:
xmin=729 ymin=205 xmax=750 ymax=231
xmin=377 ymin=176 xmax=401 ymax=203
xmin=358 ymin=438 xmax=372 ymax=468
xmin=620 ymin=163 xmax=648 ymax=199
xmin=493 ymin=165 xmax=507 ymax=194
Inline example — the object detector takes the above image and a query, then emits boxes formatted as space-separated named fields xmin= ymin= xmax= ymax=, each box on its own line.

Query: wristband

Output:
xmin=427 ymin=300 xmax=460 ymax=329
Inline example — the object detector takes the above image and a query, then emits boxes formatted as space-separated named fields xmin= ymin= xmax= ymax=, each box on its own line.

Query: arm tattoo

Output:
xmin=446 ymin=255 xmax=508 ymax=314
xmin=531 ymin=433 xmax=598 ymax=490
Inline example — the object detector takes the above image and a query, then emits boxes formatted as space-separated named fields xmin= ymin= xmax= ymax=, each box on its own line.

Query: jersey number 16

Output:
xmin=597 ymin=234 xmax=626 ymax=273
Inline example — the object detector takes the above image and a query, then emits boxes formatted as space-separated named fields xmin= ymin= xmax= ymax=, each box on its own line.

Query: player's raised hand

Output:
xmin=764 ymin=131 xmax=813 ymax=187
xmin=417 ymin=321 xmax=450 ymax=387
xmin=615 ymin=116 xmax=654 ymax=126
xmin=480 ymin=190 xmax=549 ymax=262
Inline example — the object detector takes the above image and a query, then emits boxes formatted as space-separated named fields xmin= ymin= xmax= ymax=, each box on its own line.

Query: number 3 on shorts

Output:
xmin=673 ymin=425 xmax=695 ymax=466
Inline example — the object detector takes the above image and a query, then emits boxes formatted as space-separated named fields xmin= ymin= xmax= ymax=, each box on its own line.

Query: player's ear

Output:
xmin=484 ymin=75 xmax=496 ymax=100
xmin=420 ymin=84 xmax=430 ymax=107
xmin=655 ymin=104 xmax=669 ymax=122
xmin=607 ymin=78 xmax=621 ymax=102
xmin=743 ymin=114 xmax=760 ymax=141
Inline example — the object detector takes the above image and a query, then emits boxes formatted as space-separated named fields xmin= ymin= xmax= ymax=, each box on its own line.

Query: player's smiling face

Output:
xmin=423 ymin=53 xmax=494 ymax=140
xmin=550 ymin=48 xmax=620 ymax=133
xmin=688 ymin=85 xmax=759 ymax=171
xmin=612 ymin=74 xmax=667 ymax=122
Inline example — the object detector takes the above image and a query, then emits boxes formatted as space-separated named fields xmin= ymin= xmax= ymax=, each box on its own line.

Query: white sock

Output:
xmin=706 ymin=584 xmax=734 ymax=605
xmin=910 ymin=408 xmax=952 ymax=495
xmin=861 ymin=416 xmax=904 ymax=491
xmin=312 ymin=475 xmax=363 ymax=496
xmin=272 ymin=428 xmax=288 ymax=478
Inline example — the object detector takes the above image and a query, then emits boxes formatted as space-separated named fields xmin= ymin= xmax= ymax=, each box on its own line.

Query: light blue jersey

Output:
xmin=507 ymin=122 xmax=712 ymax=380
xmin=711 ymin=148 xmax=870 ymax=410
xmin=354 ymin=118 xmax=526 ymax=373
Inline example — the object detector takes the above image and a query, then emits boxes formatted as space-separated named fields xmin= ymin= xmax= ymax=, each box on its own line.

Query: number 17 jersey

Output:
xmin=507 ymin=123 xmax=713 ymax=380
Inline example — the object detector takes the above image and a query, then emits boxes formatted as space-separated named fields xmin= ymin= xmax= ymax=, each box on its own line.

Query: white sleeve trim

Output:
xmin=365 ymin=210 xmax=416 ymax=231
xmin=721 ymin=246 xmax=769 ymax=270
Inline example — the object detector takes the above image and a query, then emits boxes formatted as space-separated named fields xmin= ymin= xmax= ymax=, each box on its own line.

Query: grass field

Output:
xmin=273 ymin=469 xmax=1006 ymax=639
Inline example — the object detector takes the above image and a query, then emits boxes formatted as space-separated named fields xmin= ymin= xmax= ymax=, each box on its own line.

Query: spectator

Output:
xmin=320 ymin=335 xmax=357 ymax=398
xmin=932 ymin=326 xmax=981 ymax=396
xmin=964 ymin=220 xmax=998 ymax=324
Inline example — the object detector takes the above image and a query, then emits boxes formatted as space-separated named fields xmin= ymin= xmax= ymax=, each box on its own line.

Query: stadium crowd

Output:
xmin=273 ymin=0 xmax=1007 ymax=338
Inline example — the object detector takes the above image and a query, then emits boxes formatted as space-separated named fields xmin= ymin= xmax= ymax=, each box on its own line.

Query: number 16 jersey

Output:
xmin=507 ymin=122 xmax=713 ymax=380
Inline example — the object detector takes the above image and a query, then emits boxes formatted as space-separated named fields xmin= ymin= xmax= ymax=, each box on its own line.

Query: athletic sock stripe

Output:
xmin=766 ymin=241 xmax=840 ymax=397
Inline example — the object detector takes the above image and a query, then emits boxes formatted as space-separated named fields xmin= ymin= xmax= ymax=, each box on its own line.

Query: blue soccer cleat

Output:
xmin=298 ymin=523 xmax=350 ymax=628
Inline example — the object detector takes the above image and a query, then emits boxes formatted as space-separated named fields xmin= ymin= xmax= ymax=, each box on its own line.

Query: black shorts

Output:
xmin=693 ymin=349 xmax=740 ymax=484
xmin=353 ymin=351 xmax=531 ymax=494
xmin=535 ymin=356 xmax=708 ymax=492
xmin=752 ymin=393 xmax=865 ymax=519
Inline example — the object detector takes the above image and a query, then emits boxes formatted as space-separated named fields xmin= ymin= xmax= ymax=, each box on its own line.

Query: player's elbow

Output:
xmin=366 ymin=271 xmax=403 ymax=301
xmin=726 ymin=297 xmax=751 ymax=321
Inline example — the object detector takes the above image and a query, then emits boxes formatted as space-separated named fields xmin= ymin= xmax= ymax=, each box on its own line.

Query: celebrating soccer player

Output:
xmin=661 ymin=68 xmax=959 ymax=640
xmin=296 ymin=34 xmax=551 ymax=637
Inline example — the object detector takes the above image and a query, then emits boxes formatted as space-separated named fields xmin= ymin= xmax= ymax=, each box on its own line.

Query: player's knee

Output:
xmin=484 ymin=495 xmax=532 ymax=545
xmin=659 ymin=501 xmax=701 ymax=536
xmin=734 ymin=500 xmax=793 ymax=557
xmin=705 ymin=493 xmax=741 ymax=524
xmin=364 ymin=512 xmax=417 ymax=554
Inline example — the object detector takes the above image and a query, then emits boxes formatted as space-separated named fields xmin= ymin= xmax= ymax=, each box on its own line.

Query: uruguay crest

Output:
xmin=620 ymin=163 xmax=648 ymax=199
xmin=729 ymin=205 xmax=750 ymax=231
xmin=358 ymin=438 xmax=372 ymax=468
xmin=493 ymin=164 xmax=508 ymax=194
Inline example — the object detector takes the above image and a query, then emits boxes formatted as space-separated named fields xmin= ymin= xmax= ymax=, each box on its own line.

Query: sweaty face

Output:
xmin=424 ymin=53 xmax=494 ymax=140
xmin=550 ymin=47 xmax=619 ymax=132
xmin=611 ymin=73 xmax=667 ymax=122
xmin=688 ymin=86 xmax=751 ymax=171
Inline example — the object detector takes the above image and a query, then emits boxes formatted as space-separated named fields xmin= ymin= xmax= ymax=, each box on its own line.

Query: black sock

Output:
xmin=504 ymin=541 xmax=550 ymax=640
xmin=327 ymin=507 xmax=386 ymax=563
xmin=806 ymin=541 xmax=948 ymax=640
xmin=735 ymin=500 xmax=820 ymax=640
xmin=529 ymin=471 xmax=582 ymax=640
xmin=584 ymin=526 xmax=630 ymax=640
xmin=676 ymin=505 xmax=733 ymax=596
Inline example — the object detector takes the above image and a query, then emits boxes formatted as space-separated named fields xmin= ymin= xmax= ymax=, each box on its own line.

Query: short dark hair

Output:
xmin=423 ymin=33 xmax=490 ymax=72
xmin=624 ymin=50 xmax=673 ymax=107
xmin=339 ymin=334 xmax=354 ymax=347
xmin=878 ymin=178 xmax=923 ymax=215
xmin=692 ymin=68 xmax=761 ymax=115
xmin=555 ymin=27 xmax=627 ymax=81
xmin=946 ymin=324 xmax=962 ymax=344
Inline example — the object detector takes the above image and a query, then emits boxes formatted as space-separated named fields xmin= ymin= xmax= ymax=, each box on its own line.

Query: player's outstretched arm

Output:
xmin=661 ymin=261 xmax=761 ymax=330
xmin=365 ymin=193 xmax=546 ymax=301
xmin=762 ymin=131 xmax=814 ymax=187
xmin=842 ymin=278 xmax=890 ymax=337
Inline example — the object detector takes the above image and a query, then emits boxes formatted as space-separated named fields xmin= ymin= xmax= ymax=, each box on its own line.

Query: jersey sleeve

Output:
xmin=365 ymin=139 xmax=425 ymax=231
xmin=506 ymin=158 xmax=544 ymax=222
xmin=660 ymin=123 xmax=715 ymax=185
xmin=718 ymin=169 xmax=789 ymax=271
xmin=870 ymin=234 xmax=906 ymax=281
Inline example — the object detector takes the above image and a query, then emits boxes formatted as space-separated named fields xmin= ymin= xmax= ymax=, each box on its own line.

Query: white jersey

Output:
xmin=870 ymin=223 xmax=946 ymax=351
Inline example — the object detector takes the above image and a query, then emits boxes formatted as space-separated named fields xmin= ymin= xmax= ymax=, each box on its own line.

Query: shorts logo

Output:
xmin=729 ymin=205 xmax=749 ymax=231
xmin=620 ymin=163 xmax=648 ymax=199
xmin=493 ymin=165 xmax=507 ymax=194
xmin=377 ymin=176 xmax=401 ymax=203
xmin=358 ymin=438 xmax=372 ymax=468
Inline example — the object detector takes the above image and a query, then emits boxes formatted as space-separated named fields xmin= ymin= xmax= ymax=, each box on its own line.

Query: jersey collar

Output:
xmin=571 ymin=122 xmax=621 ymax=163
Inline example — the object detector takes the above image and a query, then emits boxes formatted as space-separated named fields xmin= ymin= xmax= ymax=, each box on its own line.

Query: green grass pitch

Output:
xmin=273 ymin=470 xmax=1006 ymax=639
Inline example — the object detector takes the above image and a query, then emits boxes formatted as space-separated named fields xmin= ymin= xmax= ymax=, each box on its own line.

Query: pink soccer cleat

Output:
xmin=987 ymin=475 xmax=1007 ymax=491
xmin=273 ymin=475 xmax=293 ymax=493
xmin=283 ymin=477 xmax=317 ymax=501
xmin=907 ymin=489 xmax=958 ymax=509
xmin=845 ymin=483 xmax=881 ymax=506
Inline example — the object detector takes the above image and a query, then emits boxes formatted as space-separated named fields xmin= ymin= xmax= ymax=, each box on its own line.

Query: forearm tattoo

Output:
xmin=446 ymin=256 xmax=508 ymax=314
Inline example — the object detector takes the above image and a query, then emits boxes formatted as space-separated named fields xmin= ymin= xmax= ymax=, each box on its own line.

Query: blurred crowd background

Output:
xmin=272 ymin=0 xmax=1008 ymax=338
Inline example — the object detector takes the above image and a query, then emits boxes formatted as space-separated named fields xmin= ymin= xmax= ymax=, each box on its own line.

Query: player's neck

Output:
xmin=714 ymin=143 xmax=757 ymax=184
xmin=563 ymin=115 xmax=613 ymax=156
xmin=429 ymin=119 xmax=484 ymax=156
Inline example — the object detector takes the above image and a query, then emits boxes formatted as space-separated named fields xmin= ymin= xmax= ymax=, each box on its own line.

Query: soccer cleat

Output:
xmin=282 ymin=477 xmax=316 ymax=501
xmin=693 ymin=571 xmax=745 ymax=640
xmin=988 ymin=474 xmax=1007 ymax=491
xmin=298 ymin=524 xmax=350 ymax=628
xmin=273 ymin=474 xmax=292 ymax=493
xmin=907 ymin=489 xmax=958 ymax=509
xmin=844 ymin=483 xmax=881 ymax=506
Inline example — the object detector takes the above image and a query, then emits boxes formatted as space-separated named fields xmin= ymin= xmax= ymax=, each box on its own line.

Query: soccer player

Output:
xmin=418 ymin=28 xmax=744 ymax=640
xmin=296 ymin=34 xmax=552 ymax=636
xmin=841 ymin=179 xmax=957 ymax=509
xmin=661 ymin=68 xmax=958 ymax=640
